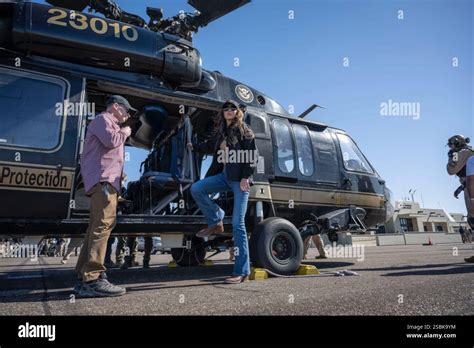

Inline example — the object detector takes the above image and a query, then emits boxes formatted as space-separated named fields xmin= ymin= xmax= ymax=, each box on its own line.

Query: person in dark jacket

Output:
xmin=188 ymin=100 xmax=258 ymax=284
xmin=446 ymin=134 xmax=474 ymax=262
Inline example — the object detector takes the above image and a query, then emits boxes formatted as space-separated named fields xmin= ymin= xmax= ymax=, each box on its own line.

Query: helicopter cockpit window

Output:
xmin=272 ymin=119 xmax=295 ymax=173
xmin=0 ymin=68 xmax=66 ymax=150
xmin=292 ymin=124 xmax=314 ymax=177
xmin=336 ymin=133 xmax=374 ymax=174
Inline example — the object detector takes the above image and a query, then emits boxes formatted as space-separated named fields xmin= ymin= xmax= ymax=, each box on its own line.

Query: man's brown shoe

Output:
xmin=196 ymin=222 xmax=224 ymax=238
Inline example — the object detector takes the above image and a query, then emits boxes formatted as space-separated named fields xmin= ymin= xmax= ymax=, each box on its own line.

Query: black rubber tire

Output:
xmin=171 ymin=236 xmax=206 ymax=267
xmin=250 ymin=217 xmax=303 ymax=275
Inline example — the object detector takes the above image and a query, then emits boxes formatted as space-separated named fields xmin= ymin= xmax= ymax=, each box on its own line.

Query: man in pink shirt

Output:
xmin=75 ymin=95 xmax=136 ymax=297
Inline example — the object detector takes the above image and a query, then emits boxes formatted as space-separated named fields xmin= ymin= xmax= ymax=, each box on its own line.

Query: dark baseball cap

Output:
xmin=106 ymin=95 xmax=137 ymax=112
xmin=222 ymin=99 xmax=240 ymax=109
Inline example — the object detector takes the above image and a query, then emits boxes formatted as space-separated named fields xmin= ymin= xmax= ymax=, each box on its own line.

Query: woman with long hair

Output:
xmin=189 ymin=100 xmax=257 ymax=283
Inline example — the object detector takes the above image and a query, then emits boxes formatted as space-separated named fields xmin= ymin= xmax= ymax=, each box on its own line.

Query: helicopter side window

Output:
xmin=292 ymin=124 xmax=314 ymax=177
xmin=272 ymin=119 xmax=295 ymax=173
xmin=336 ymin=133 xmax=374 ymax=174
xmin=311 ymin=129 xmax=340 ymax=184
xmin=246 ymin=112 xmax=268 ymax=135
xmin=0 ymin=68 xmax=66 ymax=150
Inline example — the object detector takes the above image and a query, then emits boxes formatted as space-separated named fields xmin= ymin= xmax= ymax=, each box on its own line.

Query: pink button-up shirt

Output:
xmin=80 ymin=112 xmax=131 ymax=194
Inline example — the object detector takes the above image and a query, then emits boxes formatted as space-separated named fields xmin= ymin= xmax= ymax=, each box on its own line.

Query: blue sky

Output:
xmin=38 ymin=0 xmax=473 ymax=213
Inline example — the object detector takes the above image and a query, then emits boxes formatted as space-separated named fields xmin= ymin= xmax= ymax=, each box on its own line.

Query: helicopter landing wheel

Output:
xmin=250 ymin=217 xmax=303 ymax=275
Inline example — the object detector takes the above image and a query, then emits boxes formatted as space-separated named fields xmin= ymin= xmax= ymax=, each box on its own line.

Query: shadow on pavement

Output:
xmin=381 ymin=264 xmax=474 ymax=277
xmin=351 ymin=262 xmax=470 ymax=272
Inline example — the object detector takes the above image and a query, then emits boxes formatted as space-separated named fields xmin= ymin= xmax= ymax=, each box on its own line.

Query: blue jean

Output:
xmin=190 ymin=172 xmax=250 ymax=276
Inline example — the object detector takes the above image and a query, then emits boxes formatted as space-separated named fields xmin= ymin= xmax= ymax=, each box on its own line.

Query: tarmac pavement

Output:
xmin=0 ymin=243 xmax=473 ymax=315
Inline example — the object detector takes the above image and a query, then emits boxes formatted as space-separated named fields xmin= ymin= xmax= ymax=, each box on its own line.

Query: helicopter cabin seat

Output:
xmin=140 ymin=171 xmax=192 ymax=191
xmin=138 ymin=125 xmax=193 ymax=197
xmin=124 ymin=104 xmax=192 ymax=206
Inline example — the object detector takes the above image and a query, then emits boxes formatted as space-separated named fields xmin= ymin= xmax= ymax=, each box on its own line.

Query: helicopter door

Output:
xmin=269 ymin=117 xmax=297 ymax=182
xmin=290 ymin=123 xmax=316 ymax=182
xmin=309 ymin=129 xmax=342 ymax=188
xmin=0 ymin=66 xmax=84 ymax=218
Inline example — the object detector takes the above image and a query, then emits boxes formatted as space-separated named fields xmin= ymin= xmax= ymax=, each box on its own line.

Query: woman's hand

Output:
xmin=240 ymin=178 xmax=250 ymax=192
xmin=186 ymin=142 xmax=193 ymax=150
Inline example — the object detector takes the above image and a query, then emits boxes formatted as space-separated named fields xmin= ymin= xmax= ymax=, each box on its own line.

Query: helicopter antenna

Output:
xmin=297 ymin=104 xmax=325 ymax=119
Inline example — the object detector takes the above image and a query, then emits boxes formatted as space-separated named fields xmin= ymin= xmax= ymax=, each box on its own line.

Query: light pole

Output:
xmin=409 ymin=189 xmax=417 ymax=203
xmin=426 ymin=212 xmax=435 ymax=222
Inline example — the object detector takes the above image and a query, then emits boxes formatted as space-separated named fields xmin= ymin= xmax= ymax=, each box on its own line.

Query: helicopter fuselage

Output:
xmin=0 ymin=1 xmax=392 ymax=240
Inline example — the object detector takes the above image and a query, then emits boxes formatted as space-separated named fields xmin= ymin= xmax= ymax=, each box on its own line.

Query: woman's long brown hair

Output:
xmin=214 ymin=108 xmax=254 ymax=146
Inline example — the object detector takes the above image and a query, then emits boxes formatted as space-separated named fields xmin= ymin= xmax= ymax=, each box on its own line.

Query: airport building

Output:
xmin=384 ymin=201 xmax=470 ymax=234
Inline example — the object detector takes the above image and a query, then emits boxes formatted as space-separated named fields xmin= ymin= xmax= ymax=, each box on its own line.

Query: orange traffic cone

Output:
xmin=427 ymin=237 xmax=433 ymax=246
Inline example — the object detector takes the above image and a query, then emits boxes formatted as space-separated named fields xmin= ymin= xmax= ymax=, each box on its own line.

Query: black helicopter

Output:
xmin=0 ymin=0 xmax=394 ymax=274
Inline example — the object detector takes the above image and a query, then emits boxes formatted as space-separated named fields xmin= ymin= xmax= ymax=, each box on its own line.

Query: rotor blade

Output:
xmin=188 ymin=0 xmax=250 ymax=27
xmin=45 ymin=0 xmax=89 ymax=11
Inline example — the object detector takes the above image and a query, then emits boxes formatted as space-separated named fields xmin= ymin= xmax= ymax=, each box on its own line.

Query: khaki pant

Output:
xmin=303 ymin=235 xmax=326 ymax=259
xmin=75 ymin=183 xmax=118 ymax=282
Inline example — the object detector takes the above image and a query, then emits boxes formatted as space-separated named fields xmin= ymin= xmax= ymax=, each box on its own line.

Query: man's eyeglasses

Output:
xmin=118 ymin=104 xmax=131 ymax=114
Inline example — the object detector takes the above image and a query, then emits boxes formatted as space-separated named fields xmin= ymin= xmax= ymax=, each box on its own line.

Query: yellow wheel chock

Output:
xmin=296 ymin=264 xmax=320 ymax=275
xmin=250 ymin=267 xmax=268 ymax=280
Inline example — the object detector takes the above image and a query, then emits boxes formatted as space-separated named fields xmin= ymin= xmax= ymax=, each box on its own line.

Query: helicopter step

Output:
xmin=0 ymin=215 xmax=233 ymax=238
